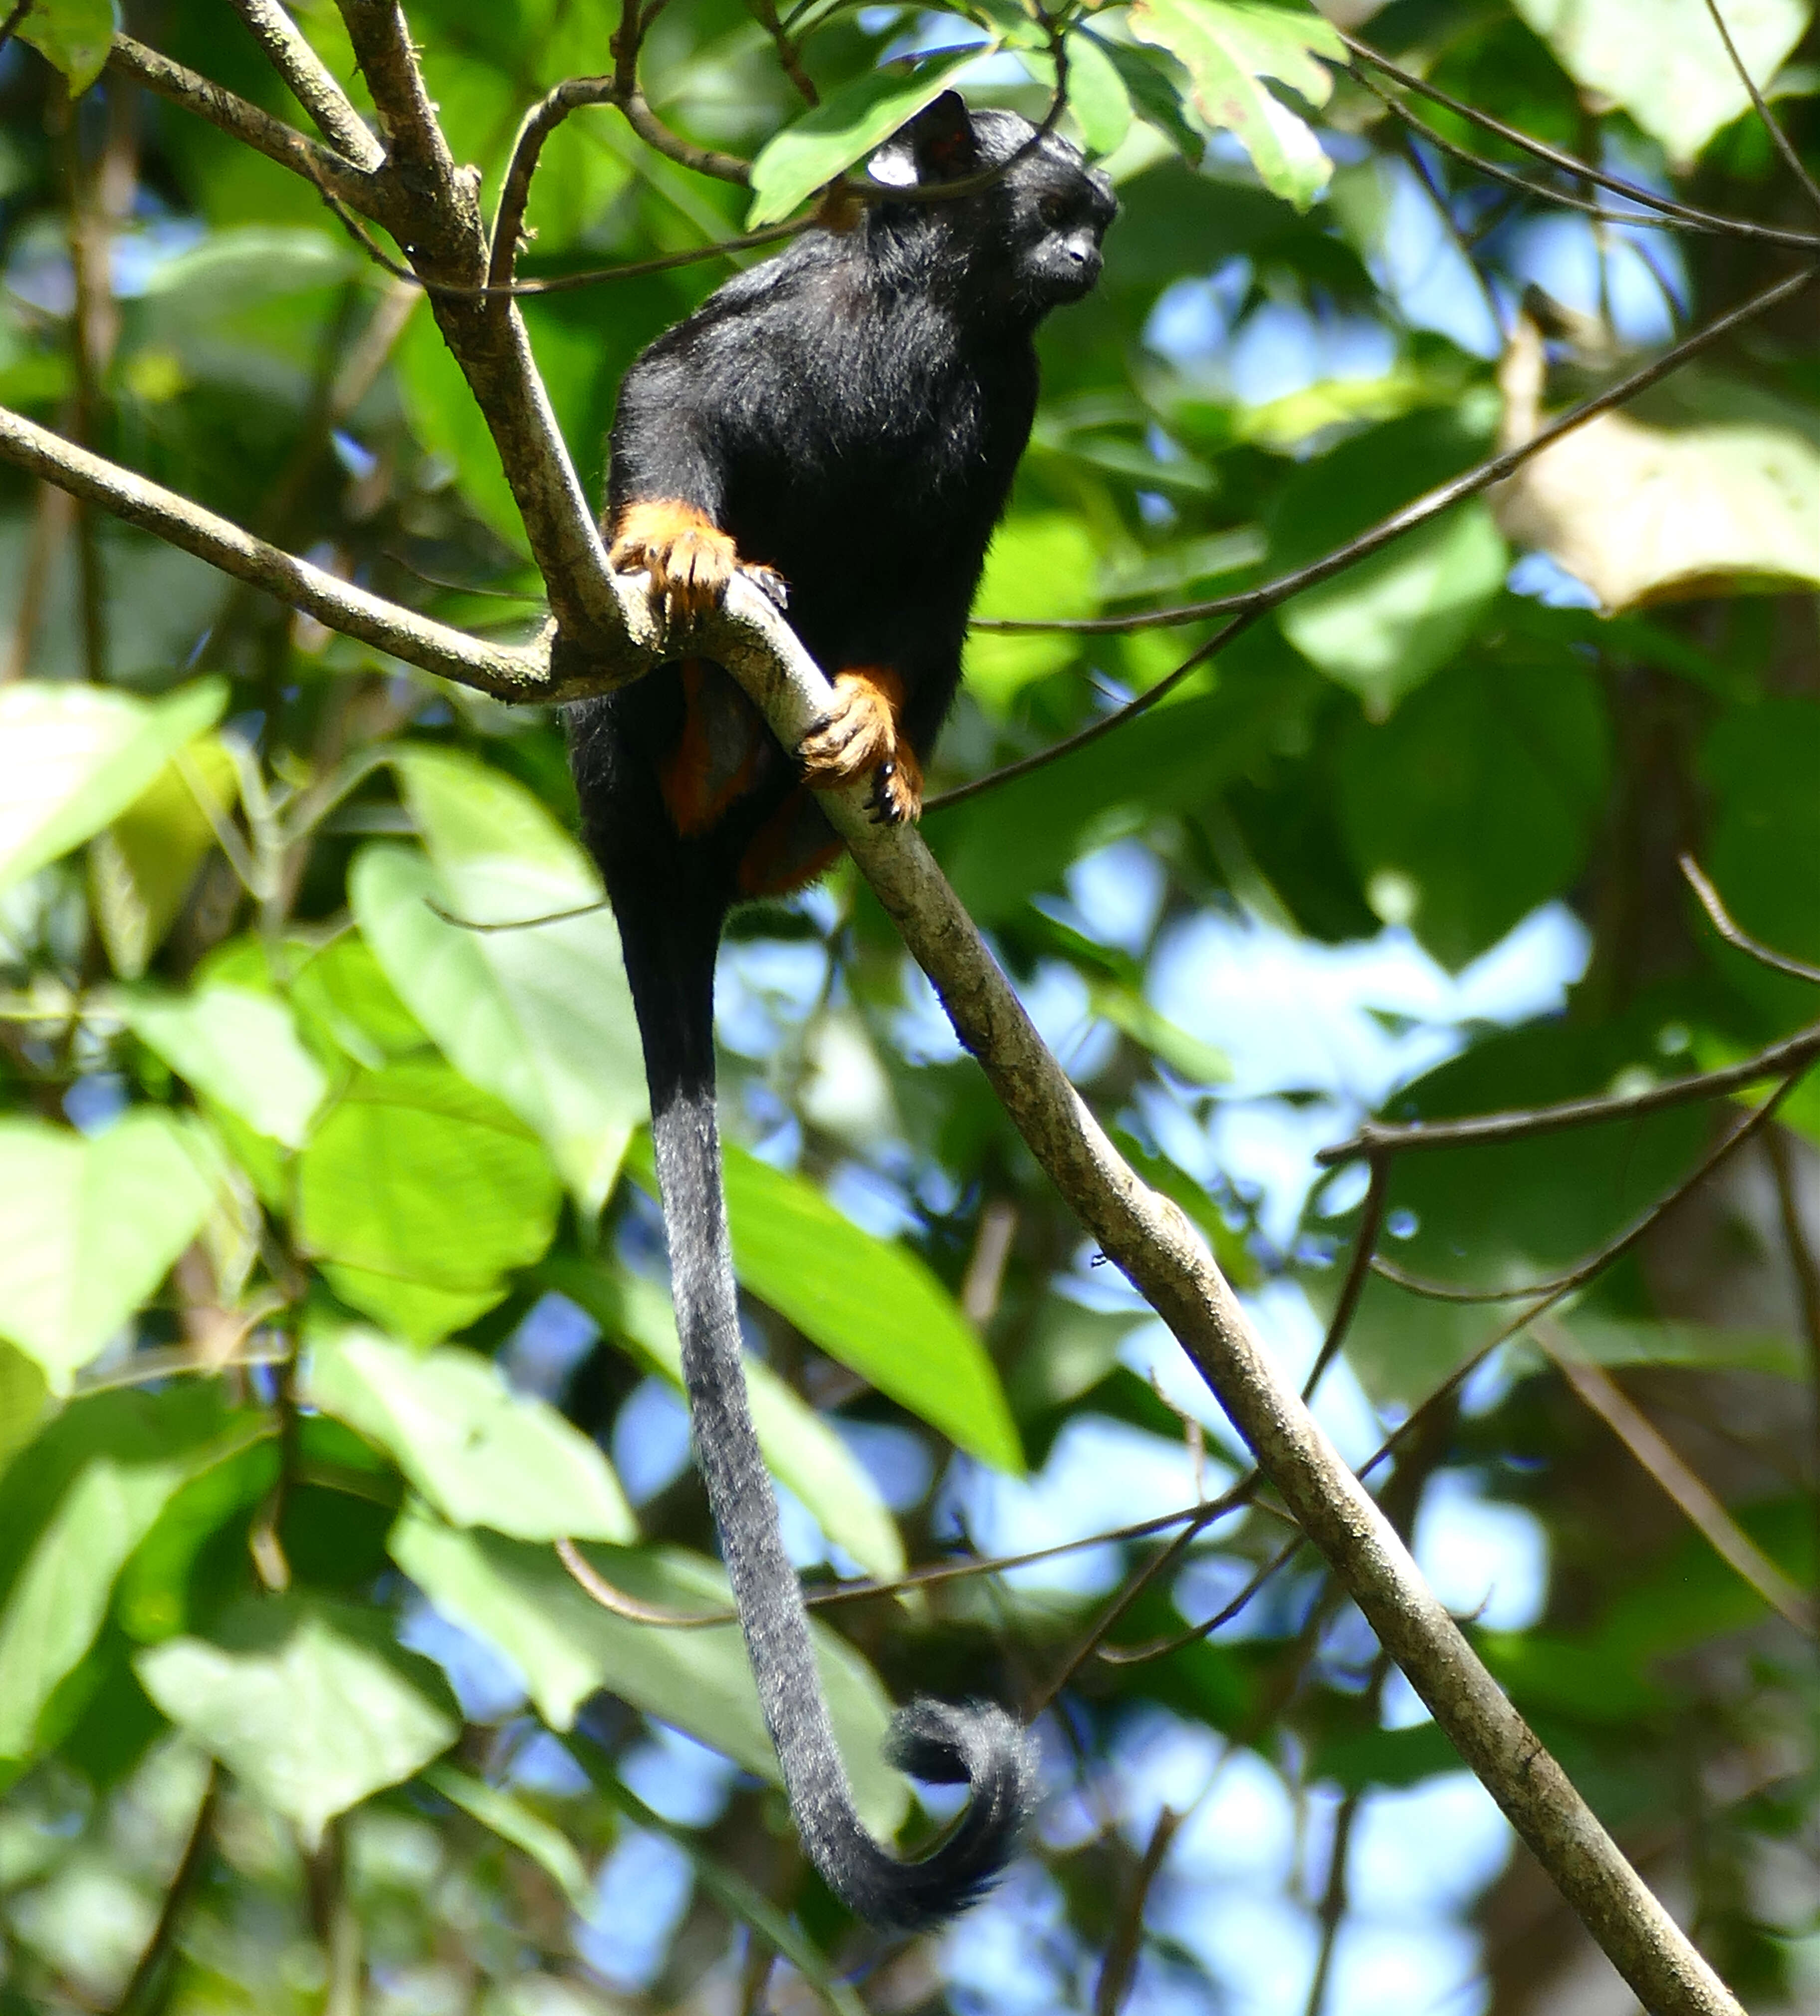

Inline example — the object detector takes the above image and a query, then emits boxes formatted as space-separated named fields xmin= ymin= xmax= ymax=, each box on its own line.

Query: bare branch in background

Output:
xmin=229 ymin=0 xmax=385 ymax=169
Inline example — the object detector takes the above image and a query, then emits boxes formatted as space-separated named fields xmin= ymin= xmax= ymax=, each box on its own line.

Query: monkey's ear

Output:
xmin=903 ymin=90 xmax=978 ymax=181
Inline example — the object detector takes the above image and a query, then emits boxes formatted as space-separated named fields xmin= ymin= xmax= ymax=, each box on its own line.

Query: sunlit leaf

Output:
xmin=352 ymin=746 xmax=648 ymax=1218
xmin=542 ymin=1261 xmax=906 ymax=1578
xmin=305 ymin=1322 xmax=637 ymax=1543
xmin=135 ymin=1600 xmax=458 ymax=1846
xmin=425 ymin=1764 xmax=592 ymax=1909
xmin=1513 ymin=0 xmax=1811 ymax=160
xmin=623 ymin=1133 xmax=1022 ymax=1472
xmin=89 ymin=735 xmax=238 ymax=980
xmin=122 ymin=984 xmax=328 ymax=1149
xmin=0 ymin=680 xmax=226 ymax=898
xmin=747 ymin=48 xmax=992 ymax=227
xmin=391 ymin=1507 xmax=909 ymax=1834
xmin=0 ymin=1345 xmax=49 ymax=1482
xmin=963 ymin=513 xmax=1100 ymax=714
xmin=295 ymin=1059 xmax=562 ymax=1345
xmin=1129 ymin=0 xmax=1342 ymax=208
xmin=19 ymin=0 xmax=118 ymax=91
xmin=0 ymin=1114 xmax=217 ymax=1391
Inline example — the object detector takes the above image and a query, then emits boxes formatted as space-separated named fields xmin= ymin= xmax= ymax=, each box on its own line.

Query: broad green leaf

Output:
xmin=288 ymin=932 xmax=430 ymax=1070
xmin=353 ymin=746 xmax=648 ymax=1218
xmin=1513 ymin=0 xmax=1811 ymax=161
xmin=19 ymin=0 xmax=117 ymax=91
xmin=135 ymin=1601 xmax=458 ymax=1846
xmin=90 ymin=735 xmax=238 ymax=980
xmin=0 ymin=1344 xmax=49 ymax=1481
xmin=1336 ymin=650 xmax=1608 ymax=967
xmin=542 ymin=1261 xmax=906 ymax=1578
xmin=1129 ymin=0 xmax=1342 ymax=209
xmin=1530 ymin=1316 xmax=1805 ymax=1383
xmin=963 ymin=513 xmax=1100 ymax=713
xmin=122 ymin=984 xmax=328 ymax=1149
xmin=747 ymin=49 xmax=992 ymax=227
xmin=1494 ymin=400 xmax=1820 ymax=613
xmin=395 ymin=303 xmax=525 ymax=552
xmin=0 ymin=1113 xmax=216 ymax=1391
xmin=296 ymin=1059 xmax=563 ymax=1345
xmin=391 ymin=1507 xmax=909 ymax=1834
xmin=1063 ymin=31 xmax=1135 ymax=157
xmin=305 ymin=1323 xmax=636 ymax=1543
xmin=1089 ymin=980 xmax=1231 ymax=1085
xmin=0 ymin=680 xmax=226 ymax=897
xmin=623 ymin=1134 xmax=1022 ymax=1471
xmin=0 ymin=1393 xmax=261 ymax=1762
xmin=1279 ymin=505 xmax=1508 ymax=718
xmin=425 ymin=1764 xmax=591 ymax=1910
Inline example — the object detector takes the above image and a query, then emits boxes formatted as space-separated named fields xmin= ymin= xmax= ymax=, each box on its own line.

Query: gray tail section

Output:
xmin=628 ymin=904 xmax=1036 ymax=1928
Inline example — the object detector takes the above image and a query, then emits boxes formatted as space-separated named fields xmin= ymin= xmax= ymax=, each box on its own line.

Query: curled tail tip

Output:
xmin=858 ymin=1697 xmax=1039 ymax=1929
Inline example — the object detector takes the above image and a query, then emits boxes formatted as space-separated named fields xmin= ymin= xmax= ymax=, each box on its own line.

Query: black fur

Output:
xmin=567 ymin=97 xmax=1114 ymax=1930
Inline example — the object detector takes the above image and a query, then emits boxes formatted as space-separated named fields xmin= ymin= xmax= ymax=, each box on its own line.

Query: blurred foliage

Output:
xmin=1 ymin=0 xmax=1820 ymax=2011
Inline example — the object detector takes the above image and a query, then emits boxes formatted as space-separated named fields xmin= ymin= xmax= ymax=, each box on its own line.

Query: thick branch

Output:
xmin=106 ymin=34 xmax=390 ymax=222
xmin=701 ymin=579 xmax=1745 ymax=2016
xmin=229 ymin=0 xmax=384 ymax=169
xmin=0 ymin=401 xmax=600 ymax=697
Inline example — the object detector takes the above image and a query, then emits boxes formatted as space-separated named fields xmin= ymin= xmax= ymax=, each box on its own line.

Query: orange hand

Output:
xmin=609 ymin=499 xmax=790 ymax=625
xmin=799 ymin=669 xmax=923 ymax=824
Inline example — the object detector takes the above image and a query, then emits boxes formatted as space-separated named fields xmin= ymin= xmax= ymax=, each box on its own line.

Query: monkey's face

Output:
xmin=971 ymin=115 xmax=1118 ymax=316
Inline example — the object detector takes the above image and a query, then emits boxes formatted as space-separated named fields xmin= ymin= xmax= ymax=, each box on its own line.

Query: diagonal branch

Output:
xmin=1698 ymin=0 xmax=1820 ymax=217
xmin=229 ymin=0 xmax=384 ymax=170
xmin=106 ymin=34 xmax=392 ymax=222
xmin=706 ymin=573 xmax=1744 ymax=2016
xmin=0 ymin=401 xmax=566 ymax=698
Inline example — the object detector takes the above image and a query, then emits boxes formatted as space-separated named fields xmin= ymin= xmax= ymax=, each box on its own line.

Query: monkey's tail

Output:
xmin=629 ymin=905 xmax=1037 ymax=1930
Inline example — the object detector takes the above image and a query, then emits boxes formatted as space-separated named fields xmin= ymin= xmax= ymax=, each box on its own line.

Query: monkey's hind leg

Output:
xmin=800 ymin=668 xmax=924 ymax=825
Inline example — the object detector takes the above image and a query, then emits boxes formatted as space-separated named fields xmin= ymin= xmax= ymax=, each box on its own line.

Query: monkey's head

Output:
xmin=866 ymin=92 xmax=1118 ymax=321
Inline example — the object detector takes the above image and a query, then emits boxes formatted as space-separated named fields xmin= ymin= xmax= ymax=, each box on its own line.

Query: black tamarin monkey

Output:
xmin=565 ymin=94 xmax=1116 ymax=1929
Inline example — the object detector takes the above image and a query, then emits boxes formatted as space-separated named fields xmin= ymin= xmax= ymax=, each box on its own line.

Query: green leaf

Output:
xmin=1088 ymin=979 xmax=1231 ymax=1085
xmin=391 ymin=1508 xmax=909 ymax=1835
xmin=296 ymin=1058 xmax=563 ymax=1345
xmin=0 ymin=1113 xmax=217 ymax=1392
xmin=18 ymin=0 xmax=118 ymax=92
xmin=623 ymin=1133 xmax=1022 ymax=1472
xmin=1280 ymin=505 xmax=1508 ymax=718
xmin=963 ymin=513 xmax=1101 ymax=714
xmin=747 ymin=48 xmax=992 ymax=227
xmin=541 ymin=1261 xmax=906 ymax=1578
xmin=1513 ymin=0 xmax=1811 ymax=161
xmin=305 ymin=1322 xmax=637 ymax=1544
xmin=0 ymin=680 xmax=226 ymax=897
xmin=395 ymin=305 xmax=527 ymax=553
xmin=1336 ymin=649 xmax=1608 ymax=967
xmin=1063 ymin=31 xmax=1135 ymax=158
xmin=1129 ymin=0 xmax=1342 ymax=209
xmin=0 ymin=1344 xmax=49 ymax=1482
xmin=0 ymin=1392 xmax=261 ymax=1762
xmin=352 ymin=746 xmax=648 ymax=1218
xmin=289 ymin=932 xmax=431 ymax=1070
xmin=424 ymin=1764 xmax=591 ymax=1910
xmin=135 ymin=1600 xmax=458 ymax=1847
xmin=89 ymin=734 xmax=238 ymax=980
xmin=121 ymin=984 xmax=328 ymax=1149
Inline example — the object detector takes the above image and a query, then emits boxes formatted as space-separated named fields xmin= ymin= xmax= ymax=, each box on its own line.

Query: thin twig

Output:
xmin=1681 ymin=854 xmax=1820 ymax=986
xmin=489 ymin=76 xmax=620 ymax=293
xmin=1302 ymin=1784 xmax=1361 ymax=2016
xmin=1322 ymin=1019 xmax=1820 ymax=1166
xmin=1340 ymin=29 xmax=1820 ymax=251
xmin=112 ymin=1764 xmax=221 ymax=2016
xmin=1534 ymin=1316 xmax=1814 ymax=1634
xmin=230 ymin=0 xmax=384 ymax=169
xmin=1302 ymin=1158 xmax=1389 ymax=1402
xmin=0 ymin=2 xmax=32 ymax=54
xmin=1097 ymin=1535 xmax=1301 ymax=1666
xmin=933 ymin=263 xmax=1818 ymax=811
xmin=1764 ymin=1128 xmax=1820 ymax=1609
xmin=1094 ymin=1804 xmax=1183 ymax=2016
xmin=1698 ymin=0 xmax=1820 ymax=217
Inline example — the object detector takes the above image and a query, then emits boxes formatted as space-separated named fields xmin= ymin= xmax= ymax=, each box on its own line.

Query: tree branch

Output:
xmin=229 ymin=0 xmax=385 ymax=170
xmin=106 ymin=34 xmax=391 ymax=222
xmin=0 ymin=401 xmax=569 ymax=698
xmin=704 ymin=575 xmax=1744 ymax=2016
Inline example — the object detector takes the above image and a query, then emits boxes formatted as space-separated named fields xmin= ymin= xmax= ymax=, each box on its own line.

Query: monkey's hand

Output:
xmin=801 ymin=670 xmax=923 ymax=824
xmin=609 ymin=500 xmax=787 ymax=625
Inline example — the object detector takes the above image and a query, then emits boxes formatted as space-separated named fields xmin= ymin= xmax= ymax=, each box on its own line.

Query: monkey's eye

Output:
xmin=1038 ymin=192 xmax=1072 ymax=228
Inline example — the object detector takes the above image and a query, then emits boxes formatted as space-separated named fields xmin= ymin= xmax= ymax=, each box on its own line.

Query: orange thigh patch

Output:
xmin=659 ymin=659 xmax=765 ymax=836
xmin=737 ymin=787 xmax=842 ymax=898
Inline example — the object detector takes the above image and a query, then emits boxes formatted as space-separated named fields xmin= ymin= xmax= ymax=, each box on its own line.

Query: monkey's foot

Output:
xmin=801 ymin=671 xmax=922 ymax=823
xmin=610 ymin=499 xmax=739 ymax=625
